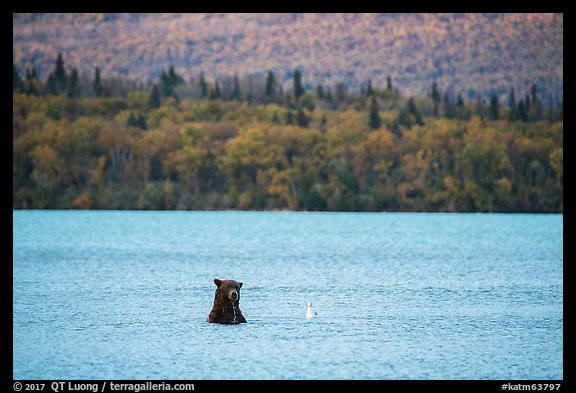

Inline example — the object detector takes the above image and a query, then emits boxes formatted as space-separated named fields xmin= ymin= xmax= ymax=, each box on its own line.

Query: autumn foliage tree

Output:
xmin=12 ymin=53 xmax=563 ymax=213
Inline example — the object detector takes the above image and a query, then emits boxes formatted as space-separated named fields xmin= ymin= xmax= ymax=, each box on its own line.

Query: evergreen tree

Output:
xmin=320 ymin=114 xmax=328 ymax=132
xmin=407 ymin=98 xmax=424 ymax=125
xmin=210 ymin=81 xmax=221 ymax=100
xmin=286 ymin=111 xmax=294 ymax=125
xmin=45 ymin=53 xmax=68 ymax=95
xmin=160 ymin=70 xmax=171 ymax=98
xmin=126 ymin=111 xmax=148 ymax=130
xmin=13 ymin=64 xmax=23 ymax=92
xmin=230 ymin=74 xmax=242 ymax=101
xmin=296 ymin=109 xmax=309 ymax=128
xmin=366 ymin=79 xmax=374 ymax=97
xmin=456 ymin=93 xmax=464 ymax=108
xmin=93 ymin=66 xmax=103 ymax=97
xmin=246 ymin=74 xmax=255 ymax=104
xmin=335 ymin=83 xmax=346 ymax=108
xmin=476 ymin=96 xmax=485 ymax=121
xmin=66 ymin=68 xmax=80 ymax=98
xmin=137 ymin=113 xmax=147 ymax=130
xmin=199 ymin=73 xmax=208 ymax=99
xmin=293 ymin=69 xmax=305 ymax=102
xmin=517 ymin=99 xmax=528 ymax=122
xmin=508 ymin=87 xmax=517 ymax=121
xmin=386 ymin=75 xmax=393 ymax=92
xmin=25 ymin=80 xmax=39 ymax=96
xmin=530 ymin=98 xmax=544 ymax=121
xmin=454 ymin=93 xmax=470 ymax=120
xmin=529 ymin=84 xmax=543 ymax=121
xmin=45 ymin=73 xmax=57 ymax=95
xmin=398 ymin=97 xmax=424 ymax=128
xmin=22 ymin=67 xmax=40 ymax=96
xmin=271 ymin=111 xmax=281 ymax=124
xmin=168 ymin=65 xmax=184 ymax=85
xmin=368 ymin=96 xmax=381 ymax=130
xmin=25 ymin=67 xmax=38 ymax=81
xmin=285 ymin=92 xmax=293 ymax=109
xmin=160 ymin=65 xmax=184 ymax=99
xmin=127 ymin=111 xmax=139 ymax=127
xmin=316 ymin=84 xmax=325 ymax=100
xmin=265 ymin=71 xmax=276 ymax=98
xmin=149 ymin=84 xmax=161 ymax=109
xmin=54 ymin=53 xmax=67 ymax=89
xmin=431 ymin=82 xmax=441 ymax=117
xmin=488 ymin=94 xmax=500 ymax=120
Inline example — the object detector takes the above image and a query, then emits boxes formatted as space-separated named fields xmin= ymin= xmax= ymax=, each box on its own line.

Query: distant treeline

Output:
xmin=13 ymin=54 xmax=563 ymax=212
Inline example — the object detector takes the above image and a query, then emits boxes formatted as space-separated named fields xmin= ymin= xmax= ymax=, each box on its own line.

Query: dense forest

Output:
xmin=13 ymin=55 xmax=563 ymax=212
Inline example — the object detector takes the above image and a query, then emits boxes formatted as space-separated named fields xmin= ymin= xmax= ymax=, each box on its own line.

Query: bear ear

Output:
xmin=214 ymin=278 xmax=222 ymax=287
xmin=238 ymin=282 xmax=243 ymax=288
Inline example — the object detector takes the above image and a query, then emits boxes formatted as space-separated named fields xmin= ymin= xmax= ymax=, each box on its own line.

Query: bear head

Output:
xmin=213 ymin=278 xmax=243 ymax=303
xmin=207 ymin=278 xmax=247 ymax=324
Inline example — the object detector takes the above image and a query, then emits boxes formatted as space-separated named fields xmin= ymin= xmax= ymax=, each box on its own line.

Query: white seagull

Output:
xmin=306 ymin=302 xmax=318 ymax=320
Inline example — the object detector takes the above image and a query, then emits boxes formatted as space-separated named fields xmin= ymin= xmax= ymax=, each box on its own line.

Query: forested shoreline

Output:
xmin=13 ymin=56 xmax=563 ymax=212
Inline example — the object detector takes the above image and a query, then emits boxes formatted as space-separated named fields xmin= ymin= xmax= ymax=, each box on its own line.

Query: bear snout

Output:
xmin=229 ymin=290 xmax=238 ymax=301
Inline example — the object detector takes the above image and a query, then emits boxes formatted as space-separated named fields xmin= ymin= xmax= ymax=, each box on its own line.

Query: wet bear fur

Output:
xmin=207 ymin=278 xmax=247 ymax=324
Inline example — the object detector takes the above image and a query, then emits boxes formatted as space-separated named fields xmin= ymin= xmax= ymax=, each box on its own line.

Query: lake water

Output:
xmin=13 ymin=211 xmax=563 ymax=380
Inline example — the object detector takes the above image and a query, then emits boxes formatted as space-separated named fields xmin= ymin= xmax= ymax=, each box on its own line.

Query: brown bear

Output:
xmin=206 ymin=278 xmax=247 ymax=324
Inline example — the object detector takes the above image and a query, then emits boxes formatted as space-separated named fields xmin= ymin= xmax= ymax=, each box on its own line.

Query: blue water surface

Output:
xmin=13 ymin=211 xmax=563 ymax=379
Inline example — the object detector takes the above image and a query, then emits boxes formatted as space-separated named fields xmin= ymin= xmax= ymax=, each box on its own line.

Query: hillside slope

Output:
xmin=13 ymin=13 xmax=563 ymax=101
